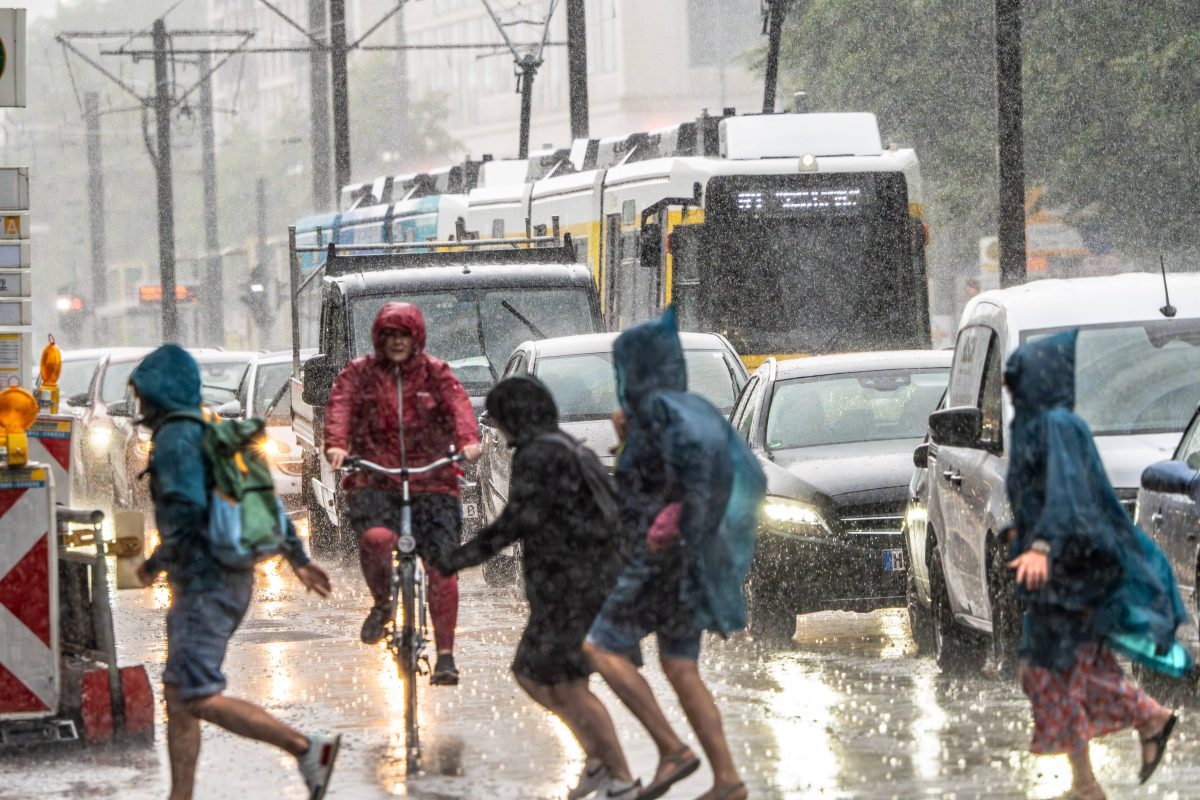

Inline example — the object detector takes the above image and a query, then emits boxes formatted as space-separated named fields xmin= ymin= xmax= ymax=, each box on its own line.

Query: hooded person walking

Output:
xmin=583 ymin=307 xmax=765 ymax=800
xmin=1004 ymin=330 xmax=1191 ymax=800
xmin=437 ymin=375 xmax=636 ymax=799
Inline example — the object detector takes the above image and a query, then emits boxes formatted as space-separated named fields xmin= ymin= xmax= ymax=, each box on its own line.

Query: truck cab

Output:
xmin=289 ymin=235 xmax=603 ymax=554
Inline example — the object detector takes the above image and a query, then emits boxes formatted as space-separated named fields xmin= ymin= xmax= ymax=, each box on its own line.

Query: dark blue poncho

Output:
xmin=1005 ymin=330 xmax=1190 ymax=675
xmin=613 ymin=307 xmax=766 ymax=635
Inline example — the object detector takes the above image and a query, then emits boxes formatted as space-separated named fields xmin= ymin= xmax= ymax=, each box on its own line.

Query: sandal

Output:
xmin=693 ymin=782 xmax=747 ymax=800
xmin=640 ymin=745 xmax=701 ymax=800
xmin=1139 ymin=711 xmax=1178 ymax=784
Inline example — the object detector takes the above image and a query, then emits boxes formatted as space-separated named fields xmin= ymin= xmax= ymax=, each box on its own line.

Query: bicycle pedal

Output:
xmin=417 ymin=655 xmax=431 ymax=676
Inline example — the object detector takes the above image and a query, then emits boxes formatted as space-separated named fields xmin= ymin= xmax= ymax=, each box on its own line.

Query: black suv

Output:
xmin=289 ymin=236 xmax=603 ymax=555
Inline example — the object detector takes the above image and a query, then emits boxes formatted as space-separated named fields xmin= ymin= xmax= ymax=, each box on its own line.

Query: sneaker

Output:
xmin=601 ymin=778 xmax=642 ymax=799
xmin=360 ymin=603 xmax=391 ymax=645
xmin=297 ymin=733 xmax=341 ymax=800
xmin=568 ymin=759 xmax=609 ymax=800
xmin=430 ymin=653 xmax=459 ymax=686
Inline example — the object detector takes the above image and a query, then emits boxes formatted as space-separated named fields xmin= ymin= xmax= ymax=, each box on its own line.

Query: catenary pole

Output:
xmin=308 ymin=0 xmax=333 ymax=210
xmin=996 ymin=0 xmax=1027 ymax=288
xmin=199 ymin=51 xmax=223 ymax=345
xmin=762 ymin=0 xmax=788 ymax=113
xmin=329 ymin=0 xmax=351 ymax=195
xmin=152 ymin=18 xmax=178 ymax=342
xmin=566 ymin=0 xmax=588 ymax=139
xmin=517 ymin=55 xmax=538 ymax=159
xmin=84 ymin=92 xmax=107 ymax=340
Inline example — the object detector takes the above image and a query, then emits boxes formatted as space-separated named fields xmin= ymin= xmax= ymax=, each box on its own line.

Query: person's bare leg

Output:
xmin=165 ymin=686 xmax=202 ymax=800
xmin=1066 ymin=746 xmax=1106 ymax=800
xmin=516 ymin=674 xmax=634 ymax=783
xmin=184 ymin=694 xmax=309 ymax=756
xmin=584 ymin=641 xmax=691 ymax=781
xmin=661 ymin=658 xmax=742 ymax=794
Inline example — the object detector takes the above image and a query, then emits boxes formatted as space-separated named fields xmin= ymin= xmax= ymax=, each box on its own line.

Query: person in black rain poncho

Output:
xmin=1004 ymin=330 xmax=1191 ymax=800
xmin=438 ymin=375 xmax=638 ymax=800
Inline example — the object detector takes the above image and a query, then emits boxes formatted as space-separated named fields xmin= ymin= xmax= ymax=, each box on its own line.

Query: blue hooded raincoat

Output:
xmin=1005 ymin=330 xmax=1191 ymax=676
xmin=611 ymin=307 xmax=766 ymax=635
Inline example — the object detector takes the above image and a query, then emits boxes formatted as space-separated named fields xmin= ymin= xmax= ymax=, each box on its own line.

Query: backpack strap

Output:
xmin=153 ymin=409 xmax=208 ymax=440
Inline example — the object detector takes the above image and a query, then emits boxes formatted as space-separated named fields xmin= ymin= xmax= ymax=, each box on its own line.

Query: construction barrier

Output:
xmin=0 ymin=464 xmax=57 ymax=720
xmin=29 ymin=414 xmax=73 ymax=507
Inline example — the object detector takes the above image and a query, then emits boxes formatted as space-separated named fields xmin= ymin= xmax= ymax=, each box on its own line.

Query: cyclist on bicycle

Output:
xmin=324 ymin=302 xmax=481 ymax=685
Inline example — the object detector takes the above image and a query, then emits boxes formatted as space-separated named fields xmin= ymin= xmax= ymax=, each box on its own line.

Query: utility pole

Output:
xmin=995 ymin=0 xmax=1027 ymax=288
xmin=393 ymin=2 xmax=410 ymax=162
xmin=565 ymin=0 xmax=588 ymax=140
xmin=199 ymin=51 xmax=223 ymax=345
xmin=152 ymin=18 xmax=178 ymax=342
xmin=309 ymin=0 xmax=333 ymax=210
xmin=762 ymin=0 xmax=789 ymax=113
xmin=83 ymin=92 xmax=107 ymax=340
xmin=329 ymin=0 xmax=351 ymax=195
xmin=517 ymin=55 xmax=538 ymax=159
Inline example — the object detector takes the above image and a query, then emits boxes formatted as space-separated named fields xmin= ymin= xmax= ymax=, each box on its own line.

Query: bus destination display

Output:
xmin=733 ymin=187 xmax=867 ymax=216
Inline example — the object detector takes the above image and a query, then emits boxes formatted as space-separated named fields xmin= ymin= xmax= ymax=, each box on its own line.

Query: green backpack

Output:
xmin=164 ymin=411 xmax=288 ymax=568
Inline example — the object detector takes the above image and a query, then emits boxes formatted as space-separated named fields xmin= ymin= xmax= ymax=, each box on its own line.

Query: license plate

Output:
xmin=882 ymin=548 xmax=905 ymax=572
xmin=462 ymin=502 xmax=478 ymax=519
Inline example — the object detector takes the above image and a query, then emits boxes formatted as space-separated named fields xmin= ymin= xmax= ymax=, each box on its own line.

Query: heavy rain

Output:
xmin=1 ymin=1 xmax=1199 ymax=800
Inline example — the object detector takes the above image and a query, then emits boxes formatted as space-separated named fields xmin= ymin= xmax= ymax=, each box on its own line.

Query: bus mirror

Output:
xmin=639 ymin=223 xmax=662 ymax=268
xmin=302 ymin=354 xmax=336 ymax=407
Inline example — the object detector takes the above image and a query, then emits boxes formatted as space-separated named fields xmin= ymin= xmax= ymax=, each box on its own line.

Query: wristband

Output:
xmin=1029 ymin=539 xmax=1051 ymax=555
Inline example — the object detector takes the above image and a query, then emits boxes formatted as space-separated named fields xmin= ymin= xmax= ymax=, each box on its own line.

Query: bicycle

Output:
xmin=341 ymin=451 xmax=464 ymax=773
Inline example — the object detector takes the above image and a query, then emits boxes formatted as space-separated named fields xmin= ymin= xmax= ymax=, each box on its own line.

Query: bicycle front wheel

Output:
xmin=398 ymin=557 xmax=419 ymax=768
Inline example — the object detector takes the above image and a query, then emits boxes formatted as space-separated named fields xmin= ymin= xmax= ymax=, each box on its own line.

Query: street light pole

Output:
xmin=199 ymin=51 xmax=223 ymax=345
xmin=309 ymin=0 xmax=333 ymax=210
xmin=762 ymin=0 xmax=789 ymax=113
xmin=517 ymin=54 xmax=539 ymax=159
xmin=83 ymin=92 xmax=107 ymax=340
xmin=566 ymin=0 xmax=588 ymax=140
xmin=996 ymin=0 xmax=1027 ymax=288
xmin=329 ymin=0 xmax=351 ymax=195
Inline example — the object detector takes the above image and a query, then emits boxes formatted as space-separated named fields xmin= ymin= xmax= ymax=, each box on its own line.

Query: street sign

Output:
xmin=0 ymin=331 xmax=27 ymax=388
xmin=0 ymin=271 xmax=29 ymax=298
xmin=0 ymin=168 xmax=27 ymax=211
xmin=0 ymin=299 xmax=30 ymax=326
xmin=0 ymin=241 xmax=28 ymax=268
xmin=0 ymin=213 xmax=27 ymax=239
xmin=0 ymin=10 xmax=24 ymax=108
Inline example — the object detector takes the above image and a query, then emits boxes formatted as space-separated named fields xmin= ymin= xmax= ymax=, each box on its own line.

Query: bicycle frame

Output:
xmin=342 ymin=451 xmax=463 ymax=773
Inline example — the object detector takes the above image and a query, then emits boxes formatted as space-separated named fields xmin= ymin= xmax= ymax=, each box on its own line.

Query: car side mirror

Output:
xmin=106 ymin=400 xmax=133 ymax=418
xmin=639 ymin=222 xmax=662 ymax=268
xmin=928 ymin=406 xmax=982 ymax=448
xmin=301 ymin=354 xmax=336 ymax=407
xmin=216 ymin=400 xmax=243 ymax=419
xmin=913 ymin=442 xmax=930 ymax=469
xmin=66 ymin=392 xmax=91 ymax=407
xmin=1141 ymin=460 xmax=1200 ymax=499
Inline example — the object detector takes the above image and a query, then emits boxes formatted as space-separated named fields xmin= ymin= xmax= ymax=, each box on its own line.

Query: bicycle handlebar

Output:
xmin=341 ymin=452 xmax=464 ymax=476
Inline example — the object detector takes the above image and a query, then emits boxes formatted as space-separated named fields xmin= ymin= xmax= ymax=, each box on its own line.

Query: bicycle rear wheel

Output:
xmin=398 ymin=558 xmax=419 ymax=771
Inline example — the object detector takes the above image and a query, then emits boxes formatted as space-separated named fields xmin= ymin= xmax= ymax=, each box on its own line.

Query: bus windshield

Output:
xmin=678 ymin=172 xmax=928 ymax=356
xmin=352 ymin=288 xmax=596 ymax=394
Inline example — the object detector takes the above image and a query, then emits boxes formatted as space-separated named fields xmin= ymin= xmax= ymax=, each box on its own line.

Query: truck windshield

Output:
xmin=1023 ymin=320 xmax=1200 ymax=436
xmin=352 ymin=288 xmax=596 ymax=393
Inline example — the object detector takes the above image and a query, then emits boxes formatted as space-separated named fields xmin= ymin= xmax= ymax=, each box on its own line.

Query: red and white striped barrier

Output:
xmin=29 ymin=415 xmax=73 ymax=507
xmin=0 ymin=464 xmax=58 ymax=720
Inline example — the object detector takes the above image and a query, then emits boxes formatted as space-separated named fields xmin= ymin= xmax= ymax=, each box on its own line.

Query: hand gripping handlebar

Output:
xmin=341 ymin=451 xmax=464 ymax=476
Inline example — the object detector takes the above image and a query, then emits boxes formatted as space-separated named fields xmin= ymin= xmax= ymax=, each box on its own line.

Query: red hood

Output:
xmin=372 ymin=302 xmax=427 ymax=358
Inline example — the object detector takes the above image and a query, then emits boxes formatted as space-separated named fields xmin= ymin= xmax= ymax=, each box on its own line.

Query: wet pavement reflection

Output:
xmin=2 ymin=546 xmax=1197 ymax=799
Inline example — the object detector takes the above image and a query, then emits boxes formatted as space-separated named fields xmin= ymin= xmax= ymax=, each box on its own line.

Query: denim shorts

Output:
xmin=585 ymin=554 xmax=703 ymax=666
xmin=586 ymin=611 xmax=702 ymax=666
xmin=162 ymin=570 xmax=254 ymax=700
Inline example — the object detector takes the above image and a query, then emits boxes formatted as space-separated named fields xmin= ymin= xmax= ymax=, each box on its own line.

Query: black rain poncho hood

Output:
xmin=485 ymin=374 xmax=558 ymax=447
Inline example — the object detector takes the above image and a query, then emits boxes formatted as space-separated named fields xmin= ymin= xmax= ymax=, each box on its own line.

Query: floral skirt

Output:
xmin=1019 ymin=641 xmax=1161 ymax=754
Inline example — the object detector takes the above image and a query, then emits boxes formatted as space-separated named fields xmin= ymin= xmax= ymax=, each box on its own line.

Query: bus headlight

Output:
xmin=761 ymin=496 xmax=832 ymax=537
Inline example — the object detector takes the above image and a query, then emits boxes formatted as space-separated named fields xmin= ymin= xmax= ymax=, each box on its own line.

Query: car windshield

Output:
xmin=352 ymin=288 xmax=596 ymax=394
xmin=535 ymin=349 xmax=741 ymax=420
xmin=101 ymin=359 xmax=144 ymax=404
xmin=766 ymin=367 xmax=950 ymax=449
xmin=197 ymin=360 xmax=251 ymax=405
xmin=1024 ymin=319 xmax=1200 ymax=436
xmin=59 ymin=358 xmax=100 ymax=402
xmin=253 ymin=362 xmax=293 ymax=417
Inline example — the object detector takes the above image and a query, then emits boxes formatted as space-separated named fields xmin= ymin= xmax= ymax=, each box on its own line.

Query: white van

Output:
xmin=912 ymin=272 xmax=1200 ymax=672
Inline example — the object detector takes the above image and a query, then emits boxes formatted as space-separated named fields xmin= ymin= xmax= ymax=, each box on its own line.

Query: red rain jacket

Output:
xmin=324 ymin=302 xmax=479 ymax=496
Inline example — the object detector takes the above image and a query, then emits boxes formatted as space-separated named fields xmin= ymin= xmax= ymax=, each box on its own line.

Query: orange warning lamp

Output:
xmin=39 ymin=334 xmax=62 ymax=414
xmin=0 ymin=387 xmax=38 ymax=467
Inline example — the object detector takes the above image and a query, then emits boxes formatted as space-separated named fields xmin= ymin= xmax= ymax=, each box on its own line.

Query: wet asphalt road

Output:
xmin=3 ymin=537 xmax=1200 ymax=799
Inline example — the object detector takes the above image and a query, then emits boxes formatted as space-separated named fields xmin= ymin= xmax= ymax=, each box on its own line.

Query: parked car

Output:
xmin=56 ymin=348 xmax=152 ymax=504
xmin=107 ymin=350 xmax=256 ymax=512
xmin=920 ymin=273 xmax=1200 ymax=674
xmin=232 ymin=350 xmax=316 ymax=506
xmin=735 ymin=350 xmax=951 ymax=638
xmin=1136 ymin=401 xmax=1200 ymax=691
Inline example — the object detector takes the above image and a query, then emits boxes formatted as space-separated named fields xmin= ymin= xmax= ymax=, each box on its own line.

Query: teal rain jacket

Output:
xmin=1005 ymin=330 xmax=1191 ymax=675
xmin=613 ymin=307 xmax=766 ymax=634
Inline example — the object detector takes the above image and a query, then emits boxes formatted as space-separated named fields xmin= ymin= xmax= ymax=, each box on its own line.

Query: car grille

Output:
xmin=837 ymin=502 xmax=905 ymax=536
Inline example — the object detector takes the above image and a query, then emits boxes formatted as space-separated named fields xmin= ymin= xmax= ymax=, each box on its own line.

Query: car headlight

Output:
xmin=135 ymin=433 xmax=153 ymax=457
xmin=760 ymin=496 xmax=833 ymax=537
xmin=88 ymin=424 xmax=113 ymax=449
xmin=261 ymin=436 xmax=289 ymax=459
